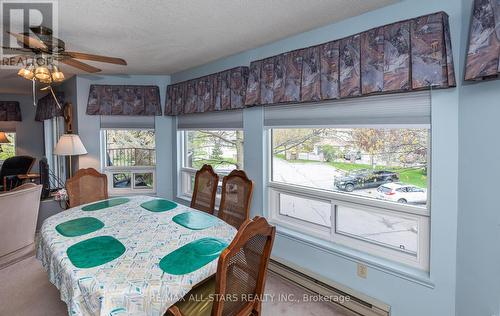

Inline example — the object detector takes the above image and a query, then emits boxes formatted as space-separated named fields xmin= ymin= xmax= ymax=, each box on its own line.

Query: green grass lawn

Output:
xmin=274 ymin=155 xmax=427 ymax=188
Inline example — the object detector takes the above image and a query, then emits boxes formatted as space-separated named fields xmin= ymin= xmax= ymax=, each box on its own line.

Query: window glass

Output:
xmin=112 ymin=173 xmax=131 ymax=188
xmin=336 ymin=205 xmax=419 ymax=255
xmin=272 ymin=128 xmax=429 ymax=208
xmin=279 ymin=193 xmax=331 ymax=227
xmin=0 ymin=132 xmax=15 ymax=161
xmin=105 ymin=130 xmax=155 ymax=167
xmin=185 ymin=130 xmax=244 ymax=172
xmin=134 ymin=172 xmax=153 ymax=189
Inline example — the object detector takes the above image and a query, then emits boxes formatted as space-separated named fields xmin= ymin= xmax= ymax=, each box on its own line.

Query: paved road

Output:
xmin=273 ymin=158 xmax=418 ymax=253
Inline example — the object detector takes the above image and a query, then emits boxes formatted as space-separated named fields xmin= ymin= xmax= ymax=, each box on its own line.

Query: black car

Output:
xmin=335 ymin=170 xmax=399 ymax=192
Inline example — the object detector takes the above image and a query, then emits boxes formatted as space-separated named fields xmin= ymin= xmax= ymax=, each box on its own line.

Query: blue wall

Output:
xmin=456 ymin=2 xmax=500 ymax=315
xmin=170 ymin=1 xmax=465 ymax=315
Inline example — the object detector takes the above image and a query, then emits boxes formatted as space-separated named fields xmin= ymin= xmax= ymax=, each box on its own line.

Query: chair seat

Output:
xmin=173 ymin=276 xmax=215 ymax=316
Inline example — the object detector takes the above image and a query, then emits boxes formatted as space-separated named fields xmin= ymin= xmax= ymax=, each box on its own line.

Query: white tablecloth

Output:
xmin=37 ymin=195 xmax=236 ymax=316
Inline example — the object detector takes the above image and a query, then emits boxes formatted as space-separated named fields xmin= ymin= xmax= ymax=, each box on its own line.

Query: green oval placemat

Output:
xmin=56 ymin=217 xmax=104 ymax=237
xmin=140 ymin=199 xmax=177 ymax=212
xmin=172 ymin=211 xmax=220 ymax=230
xmin=81 ymin=198 xmax=130 ymax=211
xmin=159 ymin=238 xmax=228 ymax=275
xmin=67 ymin=236 xmax=125 ymax=269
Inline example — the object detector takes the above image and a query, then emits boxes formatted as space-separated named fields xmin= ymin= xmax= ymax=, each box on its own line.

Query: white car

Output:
xmin=376 ymin=183 xmax=427 ymax=204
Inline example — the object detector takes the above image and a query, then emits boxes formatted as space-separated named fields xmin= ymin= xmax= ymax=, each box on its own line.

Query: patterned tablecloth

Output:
xmin=37 ymin=195 xmax=236 ymax=316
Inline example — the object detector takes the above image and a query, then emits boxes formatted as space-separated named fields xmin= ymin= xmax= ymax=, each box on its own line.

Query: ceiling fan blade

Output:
xmin=60 ymin=58 xmax=101 ymax=73
xmin=7 ymin=31 xmax=47 ymax=50
xmin=64 ymin=51 xmax=127 ymax=65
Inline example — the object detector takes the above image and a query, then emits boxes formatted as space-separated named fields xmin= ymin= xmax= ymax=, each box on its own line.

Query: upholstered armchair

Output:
xmin=0 ymin=183 xmax=42 ymax=268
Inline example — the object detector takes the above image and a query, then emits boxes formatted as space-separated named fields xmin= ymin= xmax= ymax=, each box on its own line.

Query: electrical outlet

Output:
xmin=357 ymin=263 xmax=368 ymax=279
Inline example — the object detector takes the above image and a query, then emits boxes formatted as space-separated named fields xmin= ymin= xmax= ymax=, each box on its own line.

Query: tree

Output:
xmin=273 ymin=129 xmax=325 ymax=157
xmin=351 ymin=129 xmax=385 ymax=168
xmin=320 ymin=144 xmax=339 ymax=162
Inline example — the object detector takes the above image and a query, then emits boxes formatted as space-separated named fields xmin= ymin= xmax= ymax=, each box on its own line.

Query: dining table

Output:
xmin=37 ymin=195 xmax=236 ymax=316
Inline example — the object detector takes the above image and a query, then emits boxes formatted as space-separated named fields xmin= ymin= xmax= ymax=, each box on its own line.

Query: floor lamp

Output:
xmin=54 ymin=134 xmax=87 ymax=178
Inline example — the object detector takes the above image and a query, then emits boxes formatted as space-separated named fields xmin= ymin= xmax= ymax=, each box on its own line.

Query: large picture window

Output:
xmin=272 ymin=127 xmax=429 ymax=207
xmin=268 ymin=127 xmax=430 ymax=270
xmin=179 ymin=130 xmax=243 ymax=200
xmin=101 ymin=129 xmax=156 ymax=194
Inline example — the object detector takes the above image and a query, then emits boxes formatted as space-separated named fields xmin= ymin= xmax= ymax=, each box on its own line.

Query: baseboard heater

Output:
xmin=268 ymin=258 xmax=391 ymax=316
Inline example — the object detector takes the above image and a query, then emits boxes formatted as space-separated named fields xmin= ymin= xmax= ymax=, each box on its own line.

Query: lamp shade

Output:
xmin=0 ymin=132 xmax=10 ymax=143
xmin=54 ymin=134 xmax=87 ymax=156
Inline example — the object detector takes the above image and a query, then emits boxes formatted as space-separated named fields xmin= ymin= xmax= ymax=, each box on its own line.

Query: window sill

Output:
xmin=273 ymin=223 xmax=435 ymax=288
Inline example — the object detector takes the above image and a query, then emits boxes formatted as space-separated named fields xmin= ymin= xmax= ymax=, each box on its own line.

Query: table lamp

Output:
xmin=0 ymin=131 xmax=10 ymax=153
xmin=54 ymin=134 xmax=87 ymax=178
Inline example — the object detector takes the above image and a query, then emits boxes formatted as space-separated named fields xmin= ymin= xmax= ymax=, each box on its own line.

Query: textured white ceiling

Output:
xmin=1 ymin=0 xmax=395 ymax=94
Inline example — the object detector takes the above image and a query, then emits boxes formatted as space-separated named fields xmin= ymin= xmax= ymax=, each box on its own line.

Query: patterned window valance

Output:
xmin=87 ymin=85 xmax=162 ymax=116
xmin=164 ymin=66 xmax=249 ymax=116
xmin=35 ymin=92 xmax=65 ymax=121
xmin=245 ymin=11 xmax=455 ymax=106
xmin=164 ymin=11 xmax=456 ymax=116
xmin=0 ymin=101 xmax=22 ymax=121
xmin=464 ymin=0 xmax=499 ymax=81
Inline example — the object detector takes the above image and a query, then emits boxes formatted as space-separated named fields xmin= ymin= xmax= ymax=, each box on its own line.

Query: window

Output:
xmin=0 ymin=132 xmax=15 ymax=162
xmin=179 ymin=130 xmax=244 ymax=200
xmin=44 ymin=117 xmax=66 ymax=188
xmin=101 ymin=129 xmax=156 ymax=194
xmin=268 ymin=127 xmax=430 ymax=270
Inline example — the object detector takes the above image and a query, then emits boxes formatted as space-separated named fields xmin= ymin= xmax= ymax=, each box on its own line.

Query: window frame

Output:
xmin=266 ymin=126 xmax=431 ymax=271
xmin=100 ymin=128 xmax=157 ymax=195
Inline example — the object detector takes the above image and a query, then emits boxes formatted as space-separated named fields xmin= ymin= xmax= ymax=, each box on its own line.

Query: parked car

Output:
xmin=376 ymin=183 xmax=427 ymax=204
xmin=335 ymin=170 xmax=399 ymax=192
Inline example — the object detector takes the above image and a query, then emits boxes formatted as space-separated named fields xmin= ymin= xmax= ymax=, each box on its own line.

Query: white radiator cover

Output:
xmin=268 ymin=258 xmax=391 ymax=316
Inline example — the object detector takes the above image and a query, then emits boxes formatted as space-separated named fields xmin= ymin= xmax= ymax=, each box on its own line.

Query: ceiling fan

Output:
xmin=3 ymin=26 xmax=127 ymax=106
xmin=3 ymin=26 xmax=127 ymax=76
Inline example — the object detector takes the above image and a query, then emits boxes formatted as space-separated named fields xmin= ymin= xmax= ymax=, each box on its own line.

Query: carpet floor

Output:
xmin=0 ymin=256 xmax=353 ymax=316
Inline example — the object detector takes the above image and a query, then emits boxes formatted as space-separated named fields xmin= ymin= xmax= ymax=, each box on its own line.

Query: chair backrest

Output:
xmin=212 ymin=216 xmax=276 ymax=316
xmin=0 ymin=155 xmax=35 ymax=178
xmin=66 ymin=168 xmax=108 ymax=208
xmin=0 ymin=183 xmax=42 ymax=258
xmin=218 ymin=169 xmax=253 ymax=229
xmin=190 ymin=164 xmax=219 ymax=214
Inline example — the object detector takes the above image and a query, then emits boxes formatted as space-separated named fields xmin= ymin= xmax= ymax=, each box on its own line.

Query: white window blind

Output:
xmin=177 ymin=109 xmax=243 ymax=130
xmin=100 ymin=116 xmax=155 ymax=129
xmin=264 ymin=91 xmax=431 ymax=127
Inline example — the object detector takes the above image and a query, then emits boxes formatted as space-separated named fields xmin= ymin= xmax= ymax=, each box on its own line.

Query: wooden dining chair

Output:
xmin=66 ymin=168 xmax=108 ymax=208
xmin=167 ymin=216 xmax=276 ymax=316
xmin=218 ymin=170 xmax=253 ymax=229
xmin=191 ymin=164 xmax=219 ymax=214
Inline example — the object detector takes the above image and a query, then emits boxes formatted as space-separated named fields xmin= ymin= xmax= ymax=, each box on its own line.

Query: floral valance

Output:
xmin=0 ymin=101 xmax=22 ymax=121
xmin=164 ymin=67 xmax=249 ymax=116
xmin=164 ymin=11 xmax=456 ymax=116
xmin=87 ymin=85 xmax=162 ymax=116
xmin=35 ymin=92 xmax=64 ymax=121
xmin=245 ymin=11 xmax=455 ymax=106
xmin=464 ymin=0 xmax=499 ymax=81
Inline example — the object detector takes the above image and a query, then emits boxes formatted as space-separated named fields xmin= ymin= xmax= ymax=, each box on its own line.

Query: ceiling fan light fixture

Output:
xmin=51 ymin=65 xmax=65 ymax=82
xmin=17 ymin=67 xmax=34 ymax=80
xmin=34 ymin=66 xmax=51 ymax=81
